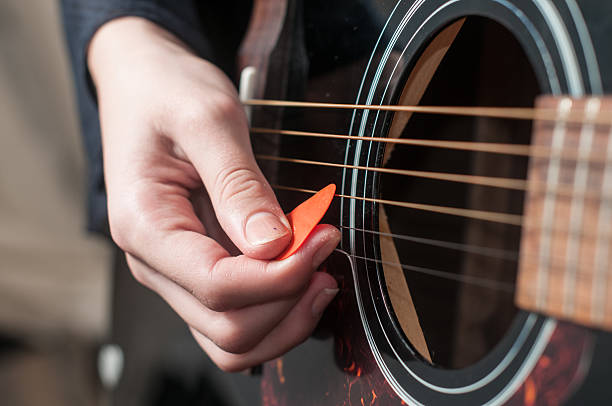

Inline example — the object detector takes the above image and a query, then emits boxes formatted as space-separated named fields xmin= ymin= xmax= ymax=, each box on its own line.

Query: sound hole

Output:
xmin=379 ymin=18 xmax=540 ymax=369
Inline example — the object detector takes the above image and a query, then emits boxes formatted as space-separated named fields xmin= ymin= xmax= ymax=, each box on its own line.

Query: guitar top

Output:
xmin=239 ymin=0 xmax=612 ymax=404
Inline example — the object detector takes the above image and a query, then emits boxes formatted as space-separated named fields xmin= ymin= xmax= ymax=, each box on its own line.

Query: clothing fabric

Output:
xmin=60 ymin=0 xmax=251 ymax=233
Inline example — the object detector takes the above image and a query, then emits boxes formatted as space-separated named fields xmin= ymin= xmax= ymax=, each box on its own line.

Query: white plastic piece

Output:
xmin=98 ymin=344 xmax=125 ymax=390
xmin=239 ymin=66 xmax=258 ymax=125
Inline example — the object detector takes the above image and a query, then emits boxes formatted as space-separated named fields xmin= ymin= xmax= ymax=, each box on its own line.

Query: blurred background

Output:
xmin=0 ymin=2 xmax=258 ymax=405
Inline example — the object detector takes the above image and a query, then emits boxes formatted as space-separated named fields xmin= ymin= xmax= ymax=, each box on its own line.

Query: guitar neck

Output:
xmin=517 ymin=95 xmax=612 ymax=331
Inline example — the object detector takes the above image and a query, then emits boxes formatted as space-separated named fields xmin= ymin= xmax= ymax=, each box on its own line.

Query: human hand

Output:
xmin=88 ymin=17 xmax=340 ymax=371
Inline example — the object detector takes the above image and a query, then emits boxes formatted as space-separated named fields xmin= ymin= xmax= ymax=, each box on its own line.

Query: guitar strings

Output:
xmin=274 ymin=184 xmax=612 ymax=255
xmin=348 ymin=254 xmax=516 ymax=293
xmin=339 ymin=225 xmax=608 ymax=279
xmin=351 ymin=253 xmax=602 ymax=315
xmin=257 ymin=154 xmax=602 ymax=200
xmin=339 ymin=225 xmax=519 ymax=261
xmin=244 ymin=98 xmax=612 ymax=126
xmin=267 ymin=163 xmax=606 ymax=291
xmin=344 ymin=253 xmax=608 ymax=316
xmin=246 ymin=100 xmax=612 ymax=298
xmin=252 ymin=127 xmax=536 ymax=157
xmin=278 ymin=185 xmax=612 ymax=270
xmin=251 ymin=127 xmax=611 ymax=164
xmin=258 ymin=154 xmax=529 ymax=191
xmin=272 ymin=184 xmax=523 ymax=226
xmin=253 ymin=130 xmax=610 ymax=227
xmin=346 ymin=252 xmax=605 ymax=314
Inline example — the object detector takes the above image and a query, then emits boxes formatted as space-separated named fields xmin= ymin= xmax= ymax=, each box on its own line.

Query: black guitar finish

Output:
xmin=256 ymin=1 xmax=612 ymax=404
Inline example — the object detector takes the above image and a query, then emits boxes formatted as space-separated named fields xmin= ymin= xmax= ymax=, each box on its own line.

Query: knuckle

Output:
xmin=214 ymin=166 xmax=265 ymax=207
xmin=106 ymin=188 xmax=150 ymax=252
xmin=191 ymin=329 xmax=248 ymax=372
xmin=212 ymin=356 xmax=245 ymax=373
xmin=211 ymin=324 xmax=256 ymax=355
xmin=197 ymin=287 xmax=228 ymax=313
xmin=197 ymin=264 xmax=226 ymax=311
xmin=107 ymin=204 xmax=135 ymax=251
xmin=129 ymin=263 xmax=148 ymax=286
xmin=179 ymin=92 xmax=244 ymax=133
xmin=125 ymin=255 xmax=150 ymax=287
xmin=199 ymin=260 xmax=241 ymax=312
xmin=207 ymin=92 xmax=243 ymax=122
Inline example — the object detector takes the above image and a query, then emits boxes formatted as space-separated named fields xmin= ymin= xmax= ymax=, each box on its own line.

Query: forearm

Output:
xmin=59 ymin=0 xmax=211 ymax=233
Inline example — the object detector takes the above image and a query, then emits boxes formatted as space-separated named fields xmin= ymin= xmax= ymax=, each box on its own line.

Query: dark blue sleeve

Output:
xmin=60 ymin=0 xmax=213 ymax=234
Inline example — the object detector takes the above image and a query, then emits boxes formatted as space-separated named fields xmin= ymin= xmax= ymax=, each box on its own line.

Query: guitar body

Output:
xmin=245 ymin=1 xmax=612 ymax=404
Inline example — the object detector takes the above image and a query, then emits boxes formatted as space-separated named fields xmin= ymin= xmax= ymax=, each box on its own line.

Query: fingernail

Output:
xmin=279 ymin=215 xmax=291 ymax=230
xmin=245 ymin=212 xmax=290 ymax=246
xmin=312 ymin=288 xmax=339 ymax=318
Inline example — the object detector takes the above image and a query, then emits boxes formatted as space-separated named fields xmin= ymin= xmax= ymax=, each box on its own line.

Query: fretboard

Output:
xmin=516 ymin=95 xmax=612 ymax=331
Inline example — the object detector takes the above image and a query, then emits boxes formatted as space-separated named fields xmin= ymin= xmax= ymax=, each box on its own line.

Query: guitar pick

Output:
xmin=276 ymin=184 xmax=336 ymax=260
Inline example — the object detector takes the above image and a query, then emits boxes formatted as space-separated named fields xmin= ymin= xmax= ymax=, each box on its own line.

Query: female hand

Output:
xmin=88 ymin=17 xmax=339 ymax=371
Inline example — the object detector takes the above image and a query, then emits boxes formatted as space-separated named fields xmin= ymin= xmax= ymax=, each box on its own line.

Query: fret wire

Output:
xmin=526 ymin=99 xmax=569 ymax=310
xmin=562 ymin=98 xmax=601 ymax=315
xmin=591 ymin=113 xmax=612 ymax=322
xmin=245 ymin=99 xmax=612 ymax=126
xmin=521 ymin=282 xmax=612 ymax=309
xmin=510 ymin=291 xmax=611 ymax=326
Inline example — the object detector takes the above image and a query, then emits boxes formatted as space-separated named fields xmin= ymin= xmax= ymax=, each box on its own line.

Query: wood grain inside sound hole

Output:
xmin=379 ymin=19 xmax=464 ymax=362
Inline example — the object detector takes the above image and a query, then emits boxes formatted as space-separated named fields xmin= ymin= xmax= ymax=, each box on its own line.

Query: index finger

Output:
xmin=155 ymin=224 xmax=340 ymax=312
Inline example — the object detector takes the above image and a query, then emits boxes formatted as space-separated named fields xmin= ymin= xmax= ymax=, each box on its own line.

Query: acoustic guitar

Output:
xmin=237 ymin=0 xmax=612 ymax=404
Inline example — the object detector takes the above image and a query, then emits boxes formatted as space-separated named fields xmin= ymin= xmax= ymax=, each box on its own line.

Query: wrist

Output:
xmin=87 ymin=17 xmax=194 ymax=88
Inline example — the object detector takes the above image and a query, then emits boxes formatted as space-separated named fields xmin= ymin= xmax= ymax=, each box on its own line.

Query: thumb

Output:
xmin=178 ymin=94 xmax=291 ymax=259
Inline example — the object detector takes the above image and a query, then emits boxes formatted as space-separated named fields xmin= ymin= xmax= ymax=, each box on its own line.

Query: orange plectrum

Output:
xmin=276 ymin=184 xmax=336 ymax=260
